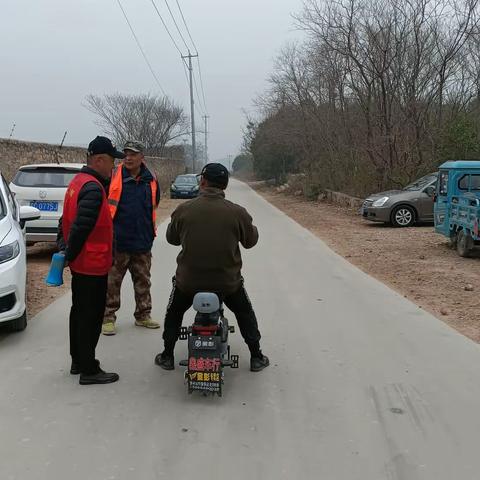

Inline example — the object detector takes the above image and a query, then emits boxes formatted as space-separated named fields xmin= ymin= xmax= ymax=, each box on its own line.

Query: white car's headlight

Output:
xmin=171 ymin=184 xmax=178 ymax=190
xmin=193 ymin=185 xmax=199 ymax=191
xmin=0 ymin=240 xmax=20 ymax=264
xmin=372 ymin=196 xmax=389 ymax=207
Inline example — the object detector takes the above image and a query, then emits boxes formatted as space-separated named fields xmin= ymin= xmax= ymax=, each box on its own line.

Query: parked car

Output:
xmin=362 ymin=173 xmax=438 ymax=227
xmin=170 ymin=174 xmax=200 ymax=199
xmin=0 ymin=172 xmax=40 ymax=331
xmin=9 ymin=163 xmax=84 ymax=243
xmin=434 ymin=160 xmax=480 ymax=257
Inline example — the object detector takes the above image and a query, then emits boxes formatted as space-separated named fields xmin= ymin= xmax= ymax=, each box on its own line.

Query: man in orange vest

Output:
xmin=57 ymin=136 xmax=124 ymax=385
xmin=102 ymin=140 xmax=160 ymax=335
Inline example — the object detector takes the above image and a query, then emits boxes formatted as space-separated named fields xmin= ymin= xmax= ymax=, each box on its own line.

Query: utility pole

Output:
xmin=182 ymin=51 xmax=198 ymax=172
xmin=55 ymin=131 xmax=68 ymax=165
xmin=8 ymin=123 xmax=16 ymax=140
xmin=203 ymin=115 xmax=209 ymax=165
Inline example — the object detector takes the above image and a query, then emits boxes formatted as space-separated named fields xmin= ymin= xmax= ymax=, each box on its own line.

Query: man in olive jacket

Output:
xmin=155 ymin=163 xmax=269 ymax=372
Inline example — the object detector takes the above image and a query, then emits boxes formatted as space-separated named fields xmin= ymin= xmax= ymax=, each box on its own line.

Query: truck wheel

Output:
xmin=391 ymin=206 xmax=415 ymax=227
xmin=456 ymin=230 xmax=474 ymax=257
xmin=449 ymin=231 xmax=458 ymax=249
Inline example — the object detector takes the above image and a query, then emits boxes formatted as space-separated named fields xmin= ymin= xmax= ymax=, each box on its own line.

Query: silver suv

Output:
xmin=362 ymin=173 xmax=438 ymax=227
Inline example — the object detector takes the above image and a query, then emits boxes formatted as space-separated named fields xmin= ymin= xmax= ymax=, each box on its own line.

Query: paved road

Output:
xmin=1 ymin=180 xmax=480 ymax=480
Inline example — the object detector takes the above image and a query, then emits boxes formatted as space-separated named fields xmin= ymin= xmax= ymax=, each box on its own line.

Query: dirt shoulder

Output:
xmin=252 ymin=184 xmax=480 ymax=344
xmin=26 ymin=197 xmax=180 ymax=318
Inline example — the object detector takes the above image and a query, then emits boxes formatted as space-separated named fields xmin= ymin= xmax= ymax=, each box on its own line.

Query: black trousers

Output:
xmin=69 ymin=272 xmax=108 ymax=374
xmin=163 ymin=280 xmax=262 ymax=355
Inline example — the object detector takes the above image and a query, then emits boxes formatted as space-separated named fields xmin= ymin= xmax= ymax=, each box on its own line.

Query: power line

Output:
xmin=149 ymin=0 xmax=184 ymax=56
xmin=174 ymin=0 xmax=208 ymax=113
xmin=163 ymin=0 xmax=190 ymax=52
xmin=175 ymin=0 xmax=198 ymax=54
xmin=116 ymin=0 xmax=166 ymax=95
xmin=196 ymin=57 xmax=208 ymax=114
xmin=192 ymin=67 xmax=206 ymax=115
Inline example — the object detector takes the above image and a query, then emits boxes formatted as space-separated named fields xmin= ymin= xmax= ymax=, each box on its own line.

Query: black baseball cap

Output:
xmin=88 ymin=136 xmax=125 ymax=159
xmin=200 ymin=163 xmax=229 ymax=188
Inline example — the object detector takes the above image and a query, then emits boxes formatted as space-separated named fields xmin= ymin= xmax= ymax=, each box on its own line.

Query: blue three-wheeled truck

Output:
xmin=434 ymin=161 xmax=480 ymax=257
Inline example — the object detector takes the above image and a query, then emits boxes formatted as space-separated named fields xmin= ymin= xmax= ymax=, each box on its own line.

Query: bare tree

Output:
xmin=84 ymin=93 xmax=188 ymax=156
xmin=247 ymin=0 xmax=480 ymax=196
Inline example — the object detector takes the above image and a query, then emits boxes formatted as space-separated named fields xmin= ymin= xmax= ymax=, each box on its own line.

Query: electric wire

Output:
xmin=116 ymin=0 xmax=166 ymax=95
xmin=174 ymin=0 xmax=208 ymax=113
xmin=163 ymin=0 xmax=190 ymax=52
xmin=174 ymin=0 xmax=198 ymax=54
xmin=196 ymin=57 xmax=208 ymax=114
xmin=149 ymin=0 xmax=183 ymax=56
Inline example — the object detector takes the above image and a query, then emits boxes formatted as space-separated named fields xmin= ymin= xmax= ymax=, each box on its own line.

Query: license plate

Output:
xmin=30 ymin=201 xmax=58 ymax=212
xmin=181 ymin=191 xmax=189 ymax=195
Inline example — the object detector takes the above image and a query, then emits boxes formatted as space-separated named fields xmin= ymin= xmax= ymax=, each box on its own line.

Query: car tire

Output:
xmin=10 ymin=309 xmax=27 ymax=332
xmin=391 ymin=205 xmax=415 ymax=227
xmin=456 ymin=229 xmax=474 ymax=257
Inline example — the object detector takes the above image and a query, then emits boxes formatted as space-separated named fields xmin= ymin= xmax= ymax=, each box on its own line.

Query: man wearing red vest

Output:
xmin=57 ymin=136 xmax=124 ymax=385
xmin=102 ymin=140 xmax=160 ymax=335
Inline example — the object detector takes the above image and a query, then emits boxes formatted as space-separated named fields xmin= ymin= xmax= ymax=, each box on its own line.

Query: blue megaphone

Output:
xmin=45 ymin=252 xmax=66 ymax=287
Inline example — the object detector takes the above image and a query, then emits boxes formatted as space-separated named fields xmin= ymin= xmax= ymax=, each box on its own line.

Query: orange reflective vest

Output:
xmin=108 ymin=163 xmax=158 ymax=235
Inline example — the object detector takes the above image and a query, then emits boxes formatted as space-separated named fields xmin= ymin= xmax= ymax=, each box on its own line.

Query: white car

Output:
xmin=9 ymin=163 xmax=84 ymax=243
xmin=0 ymin=173 xmax=40 ymax=331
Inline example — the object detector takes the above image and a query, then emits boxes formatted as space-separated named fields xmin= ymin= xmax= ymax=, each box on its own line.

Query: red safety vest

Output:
xmin=108 ymin=163 xmax=158 ymax=235
xmin=62 ymin=173 xmax=113 ymax=276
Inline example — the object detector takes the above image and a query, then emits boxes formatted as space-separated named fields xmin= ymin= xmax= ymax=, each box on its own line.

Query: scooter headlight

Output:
xmin=0 ymin=240 xmax=20 ymax=264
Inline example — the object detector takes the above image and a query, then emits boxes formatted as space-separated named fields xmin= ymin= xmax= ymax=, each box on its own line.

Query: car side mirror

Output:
xmin=19 ymin=205 xmax=41 ymax=228
xmin=425 ymin=186 xmax=436 ymax=198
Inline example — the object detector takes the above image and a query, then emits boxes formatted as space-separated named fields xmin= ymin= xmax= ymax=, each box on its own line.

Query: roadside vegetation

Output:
xmin=238 ymin=0 xmax=480 ymax=197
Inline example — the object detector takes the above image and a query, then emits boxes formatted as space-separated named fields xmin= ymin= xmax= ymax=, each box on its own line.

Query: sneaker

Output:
xmin=102 ymin=322 xmax=116 ymax=336
xmin=154 ymin=352 xmax=174 ymax=370
xmin=79 ymin=370 xmax=119 ymax=385
xmin=250 ymin=354 xmax=270 ymax=372
xmin=135 ymin=318 xmax=160 ymax=329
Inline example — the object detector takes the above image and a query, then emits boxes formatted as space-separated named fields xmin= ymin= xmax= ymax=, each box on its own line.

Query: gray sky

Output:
xmin=0 ymin=0 xmax=304 ymax=163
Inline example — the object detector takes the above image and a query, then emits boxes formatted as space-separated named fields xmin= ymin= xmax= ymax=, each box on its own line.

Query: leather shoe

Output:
xmin=70 ymin=359 xmax=100 ymax=375
xmin=79 ymin=370 xmax=119 ymax=385
xmin=250 ymin=354 xmax=270 ymax=372
xmin=154 ymin=352 xmax=174 ymax=370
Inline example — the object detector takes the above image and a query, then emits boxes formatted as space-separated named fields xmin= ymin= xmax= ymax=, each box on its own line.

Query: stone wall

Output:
xmin=0 ymin=138 xmax=87 ymax=181
xmin=144 ymin=156 xmax=186 ymax=194
xmin=0 ymin=138 xmax=186 ymax=194
xmin=321 ymin=189 xmax=364 ymax=209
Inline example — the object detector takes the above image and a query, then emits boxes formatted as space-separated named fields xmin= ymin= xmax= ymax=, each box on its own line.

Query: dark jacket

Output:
xmin=113 ymin=164 xmax=160 ymax=253
xmin=166 ymin=187 xmax=259 ymax=295
xmin=57 ymin=166 xmax=109 ymax=262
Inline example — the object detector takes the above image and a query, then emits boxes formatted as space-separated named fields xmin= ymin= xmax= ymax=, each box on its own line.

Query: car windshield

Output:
xmin=403 ymin=174 xmax=437 ymax=191
xmin=12 ymin=167 xmax=80 ymax=188
xmin=174 ymin=176 xmax=197 ymax=185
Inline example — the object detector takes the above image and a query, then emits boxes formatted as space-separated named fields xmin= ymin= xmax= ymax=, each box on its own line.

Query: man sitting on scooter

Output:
xmin=155 ymin=163 xmax=269 ymax=372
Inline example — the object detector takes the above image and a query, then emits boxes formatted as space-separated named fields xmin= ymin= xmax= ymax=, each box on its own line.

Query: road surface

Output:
xmin=1 ymin=180 xmax=480 ymax=480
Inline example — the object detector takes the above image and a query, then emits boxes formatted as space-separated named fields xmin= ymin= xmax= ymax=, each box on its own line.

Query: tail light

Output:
xmin=192 ymin=325 xmax=218 ymax=336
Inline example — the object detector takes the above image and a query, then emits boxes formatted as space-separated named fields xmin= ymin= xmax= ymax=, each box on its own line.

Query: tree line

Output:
xmin=242 ymin=0 xmax=480 ymax=196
